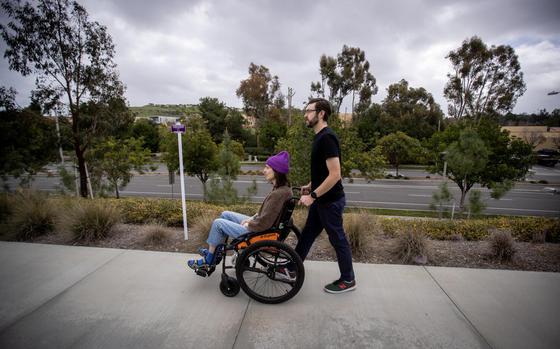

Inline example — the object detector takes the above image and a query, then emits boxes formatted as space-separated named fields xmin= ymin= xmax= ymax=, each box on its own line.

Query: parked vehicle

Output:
xmin=535 ymin=148 xmax=559 ymax=167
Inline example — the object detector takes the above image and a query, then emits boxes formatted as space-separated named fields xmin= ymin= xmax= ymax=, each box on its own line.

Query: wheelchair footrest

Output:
xmin=192 ymin=264 xmax=216 ymax=277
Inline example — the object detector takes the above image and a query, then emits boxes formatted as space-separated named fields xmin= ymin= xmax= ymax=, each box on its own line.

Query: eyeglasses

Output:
xmin=304 ymin=109 xmax=317 ymax=114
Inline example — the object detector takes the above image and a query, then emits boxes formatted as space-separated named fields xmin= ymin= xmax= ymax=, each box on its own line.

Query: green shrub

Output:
xmin=110 ymin=198 xmax=182 ymax=225
xmin=108 ymin=198 xmax=225 ymax=227
xmin=544 ymin=219 xmax=560 ymax=243
xmin=509 ymin=217 xmax=548 ymax=242
xmin=379 ymin=218 xmax=400 ymax=237
xmin=3 ymin=191 xmax=57 ymax=240
xmin=488 ymin=230 xmax=516 ymax=261
xmin=62 ymin=200 xmax=121 ymax=241
xmin=453 ymin=220 xmax=490 ymax=241
xmin=467 ymin=190 xmax=486 ymax=217
xmin=0 ymin=193 xmax=13 ymax=223
xmin=226 ymin=203 xmax=259 ymax=216
xmin=379 ymin=216 xmax=557 ymax=243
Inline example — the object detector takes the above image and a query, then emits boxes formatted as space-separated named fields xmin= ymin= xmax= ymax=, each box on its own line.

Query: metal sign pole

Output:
xmin=172 ymin=122 xmax=188 ymax=240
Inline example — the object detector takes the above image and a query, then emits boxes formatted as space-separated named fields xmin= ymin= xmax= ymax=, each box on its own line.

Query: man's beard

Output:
xmin=306 ymin=114 xmax=319 ymax=128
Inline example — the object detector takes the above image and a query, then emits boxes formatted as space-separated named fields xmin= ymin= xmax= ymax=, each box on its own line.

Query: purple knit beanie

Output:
xmin=266 ymin=151 xmax=290 ymax=174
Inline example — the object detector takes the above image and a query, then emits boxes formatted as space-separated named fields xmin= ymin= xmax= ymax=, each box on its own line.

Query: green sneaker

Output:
xmin=324 ymin=279 xmax=356 ymax=294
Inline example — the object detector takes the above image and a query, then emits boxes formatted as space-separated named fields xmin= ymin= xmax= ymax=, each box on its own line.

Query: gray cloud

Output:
xmin=1 ymin=0 xmax=559 ymax=114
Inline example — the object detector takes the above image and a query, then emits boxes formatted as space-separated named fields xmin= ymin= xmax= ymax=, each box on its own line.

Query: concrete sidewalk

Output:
xmin=0 ymin=242 xmax=558 ymax=349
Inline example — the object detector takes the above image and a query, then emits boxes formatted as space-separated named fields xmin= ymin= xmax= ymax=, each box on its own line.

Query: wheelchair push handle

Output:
xmin=292 ymin=186 xmax=310 ymax=199
xmin=291 ymin=186 xmax=303 ymax=199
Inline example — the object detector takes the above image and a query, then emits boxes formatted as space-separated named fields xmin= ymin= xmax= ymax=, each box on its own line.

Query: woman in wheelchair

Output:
xmin=188 ymin=151 xmax=292 ymax=271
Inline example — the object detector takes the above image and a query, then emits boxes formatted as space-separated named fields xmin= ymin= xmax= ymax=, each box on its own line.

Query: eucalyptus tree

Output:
xmin=1 ymin=0 xmax=128 ymax=197
xmin=382 ymin=79 xmax=443 ymax=140
xmin=236 ymin=63 xmax=283 ymax=123
xmin=310 ymin=45 xmax=378 ymax=115
xmin=444 ymin=36 xmax=526 ymax=123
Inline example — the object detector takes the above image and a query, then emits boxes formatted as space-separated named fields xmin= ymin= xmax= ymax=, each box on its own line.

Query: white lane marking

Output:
xmin=348 ymin=200 xmax=430 ymax=206
xmin=121 ymin=191 xmax=203 ymax=196
xmin=485 ymin=207 xmax=559 ymax=213
xmin=408 ymin=194 xmax=432 ymax=197
xmin=346 ymin=200 xmax=559 ymax=214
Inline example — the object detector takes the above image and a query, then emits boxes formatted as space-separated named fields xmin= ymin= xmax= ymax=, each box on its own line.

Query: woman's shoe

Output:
xmin=187 ymin=257 xmax=209 ymax=270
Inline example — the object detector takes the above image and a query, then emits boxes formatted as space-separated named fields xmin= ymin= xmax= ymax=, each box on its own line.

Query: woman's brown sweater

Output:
xmin=247 ymin=185 xmax=292 ymax=232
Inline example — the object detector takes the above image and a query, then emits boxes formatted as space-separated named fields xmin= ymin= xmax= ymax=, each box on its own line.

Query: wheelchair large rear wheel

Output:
xmin=236 ymin=240 xmax=304 ymax=304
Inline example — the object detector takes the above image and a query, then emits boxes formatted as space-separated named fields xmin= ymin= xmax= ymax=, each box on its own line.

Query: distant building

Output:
xmin=338 ymin=112 xmax=353 ymax=124
xmin=502 ymin=126 xmax=560 ymax=150
xmin=135 ymin=115 xmax=179 ymax=125
xmin=243 ymin=113 xmax=257 ymax=128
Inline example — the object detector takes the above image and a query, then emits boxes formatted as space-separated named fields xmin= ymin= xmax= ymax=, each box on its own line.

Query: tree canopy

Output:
xmin=0 ymin=98 xmax=58 ymax=185
xmin=88 ymin=137 xmax=153 ymax=198
xmin=1 ymin=0 xmax=128 ymax=197
xmin=444 ymin=36 xmax=526 ymax=122
xmin=162 ymin=117 xmax=219 ymax=193
xmin=236 ymin=63 xmax=283 ymax=122
xmin=382 ymin=79 xmax=443 ymax=140
xmin=428 ymin=118 xmax=533 ymax=210
xmin=129 ymin=119 xmax=161 ymax=153
xmin=310 ymin=45 xmax=378 ymax=115
xmin=275 ymin=121 xmax=314 ymax=186
xmin=376 ymin=131 xmax=424 ymax=176
xmin=198 ymin=97 xmax=248 ymax=145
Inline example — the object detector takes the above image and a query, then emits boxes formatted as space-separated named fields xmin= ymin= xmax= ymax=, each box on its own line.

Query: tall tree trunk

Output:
xmin=351 ymin=90 xmax=355 ymax=117
xmin=459 ymin=184 xmax=468 ymax=212
xmin=75 ymin=145 xmax=88 ymax=198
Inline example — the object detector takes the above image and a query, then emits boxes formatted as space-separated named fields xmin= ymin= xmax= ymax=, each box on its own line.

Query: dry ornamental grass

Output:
xmin=488 ymin=230 xmax=516 ymax=261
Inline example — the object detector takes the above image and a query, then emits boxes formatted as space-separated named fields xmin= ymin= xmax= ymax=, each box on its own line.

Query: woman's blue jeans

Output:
xmin=206 ymin=211 xmax=250 ymax=246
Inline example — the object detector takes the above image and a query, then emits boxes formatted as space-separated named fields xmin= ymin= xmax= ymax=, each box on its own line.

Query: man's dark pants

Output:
xmin=295 ymin=196 xmax=355 ymax=282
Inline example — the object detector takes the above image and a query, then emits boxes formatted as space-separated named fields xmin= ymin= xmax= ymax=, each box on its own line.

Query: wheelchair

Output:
xmin=190 ymin=188 xmax=304 ymax=304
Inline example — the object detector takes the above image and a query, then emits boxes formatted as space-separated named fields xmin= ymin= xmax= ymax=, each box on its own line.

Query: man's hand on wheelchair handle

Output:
xmin=299 ymin=194 xmax=314 ymax=207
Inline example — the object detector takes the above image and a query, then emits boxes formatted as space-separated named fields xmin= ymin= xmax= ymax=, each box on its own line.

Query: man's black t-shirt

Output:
xmin=311 ymin=127 xmax=344 ymax=203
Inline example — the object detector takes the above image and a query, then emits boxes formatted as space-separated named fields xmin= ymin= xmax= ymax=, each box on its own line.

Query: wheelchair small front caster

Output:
xmin=220 ymin=274 xmax=240 ymax=297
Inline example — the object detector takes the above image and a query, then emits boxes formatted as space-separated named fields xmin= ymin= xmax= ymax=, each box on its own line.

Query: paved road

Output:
xmin=1 ymin=242 xmax=559 ymax=349
xmin=12 ymin=170 xmax=560 ymax=217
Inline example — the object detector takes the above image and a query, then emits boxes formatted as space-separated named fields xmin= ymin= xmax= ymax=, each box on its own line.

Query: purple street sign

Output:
xmin=171 ymin=124 xmax=186 ymax=133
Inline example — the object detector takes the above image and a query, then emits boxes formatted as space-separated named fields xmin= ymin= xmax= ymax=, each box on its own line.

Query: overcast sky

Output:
xmin=1 ymin=0 xmax=560 ymax=115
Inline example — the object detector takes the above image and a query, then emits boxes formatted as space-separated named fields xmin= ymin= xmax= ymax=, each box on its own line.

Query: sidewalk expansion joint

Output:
xmin=423 ymin=266 xmax=494 ymax=349
xmin=0 ymin=249 xmax=126 ymax=336
xmin=232 ymin=298 xmax=251 ymax=349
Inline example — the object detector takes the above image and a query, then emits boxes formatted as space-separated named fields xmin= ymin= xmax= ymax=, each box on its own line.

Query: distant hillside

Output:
xmin=130 ymin=104 xmax=199 ymax=118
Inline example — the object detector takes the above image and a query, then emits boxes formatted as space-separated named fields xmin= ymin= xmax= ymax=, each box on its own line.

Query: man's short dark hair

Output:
xmin=307 ymin=98 xmax=332 ymax=122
